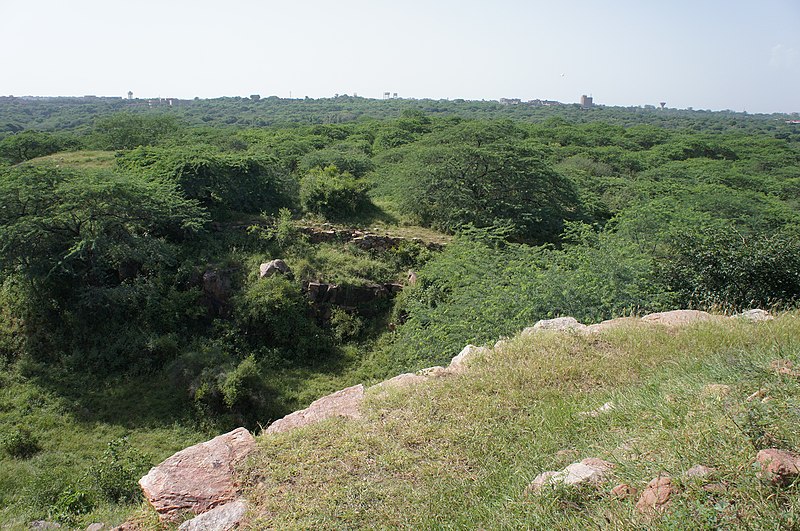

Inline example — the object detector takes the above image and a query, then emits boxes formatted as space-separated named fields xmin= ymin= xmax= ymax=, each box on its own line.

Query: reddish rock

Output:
xmin=610 ymin=483 xmax=637 ymax=499
xmin=266 ymin=384 xmax=364 ymax=434
xmin=771 ymin=359 xmax=800 ymax=378
xmin=756 ymin=449 xmax=800 ymax=486
xmin=636 ymin=475 xmax=674 ymax=513
xmin=138 ymin=428 xmax=256 ymax=522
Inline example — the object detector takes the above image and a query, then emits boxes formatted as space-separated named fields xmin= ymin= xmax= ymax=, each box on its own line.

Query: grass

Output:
xmin=27 ymin=150 xmax=117 ymax=170
xmin=0 ymin=360 xmax=211 ymax=529
xmin=240 ymin=314 xmax=800 ymax=529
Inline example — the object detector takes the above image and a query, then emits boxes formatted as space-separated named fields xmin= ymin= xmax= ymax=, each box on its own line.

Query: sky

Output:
xmin=1 ymin=0 xmax=798 ymax=114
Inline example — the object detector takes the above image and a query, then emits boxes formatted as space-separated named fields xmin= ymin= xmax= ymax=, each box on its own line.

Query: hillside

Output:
xmin=234 ymin=311 xmax=799 ymax=529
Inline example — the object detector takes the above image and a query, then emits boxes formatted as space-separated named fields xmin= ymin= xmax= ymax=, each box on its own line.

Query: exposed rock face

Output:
xmin=138 ymin=428 xmax=256 ymax=522
xmin=756 ymin=449 xmax=800 ymax=486
xmin=370 ymin=372 xmax=427 ymax=391
xmin=522 ymin=317 xmax=587 ymax=335
xmin=177 ymin=500 xmax=247 ymax=531
xmin=259 ymin=259 xmax=292 ymax=279
xmin=526 ymin=458 xmax=614 ymax=493
xmin=201 ymin=268 xmax=238 ymax=317
xmin=303 ymin=282 xmax=400 ymax=308
xmin=266 ymin=384 xmax=364 ymax=434
xmin=641 ymin=310 xmax=714 ymax=326
xmin=636 ymin=475 xmax=674 ymax=513
xmin=734 ymin=309 xmax=773 ymax=322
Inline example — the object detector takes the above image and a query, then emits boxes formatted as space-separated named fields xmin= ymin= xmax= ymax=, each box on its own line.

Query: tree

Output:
xmin=389 ymin=121 xmax=578 ymax=242
xmin=0 ymin=131 xmax=80 ymax=164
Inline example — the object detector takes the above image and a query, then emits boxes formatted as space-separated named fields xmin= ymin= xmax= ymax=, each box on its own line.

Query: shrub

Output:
xmin=1 ymin=427 xmax=41 ymax=459
xmin=299 ymin=165 xmax=371 ymax=220
xmin=89 ymin=437 xmax=151 ymax=503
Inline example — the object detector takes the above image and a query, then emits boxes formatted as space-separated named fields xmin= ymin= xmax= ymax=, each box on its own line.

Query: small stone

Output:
xmin=86 ymin=525 xmax=105 ymax=531
xmin=610 ymin=483 xmax=637 ymax=499
xmin=636 ymin=475 xmax=674 ymax=513
xmin=525 ymin=471 xmax=559 ymax=493
xmin=747 ymin=389 xmax=767 ymax=402
xmin=416 ymin=366 xmax=449 ymax=377
xmin=579 ymin=401 xmax=615 ymax=418
xmin=702 ymin=482 xmax=728 ymax=493
xmin=685 ymin=465 xmax=716 ymax=479
xmin=29 ymin=523 xmax=61 ymax=530
xmin=702 ymin=384 xmax=731 ymax=398
xmin=771 ymin=359 xmax=800 ymax=378
xmin=756 ymin=448 xmax=800 ymax=486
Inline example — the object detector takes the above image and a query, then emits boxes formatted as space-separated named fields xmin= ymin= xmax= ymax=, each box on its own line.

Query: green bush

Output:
xmin=299 ymin=165 xmax=371 ymax=220
xmin=89 ymin=437 xmax=151 ymax=503
xmin=1 ymin=426 xmax=41 ymax=459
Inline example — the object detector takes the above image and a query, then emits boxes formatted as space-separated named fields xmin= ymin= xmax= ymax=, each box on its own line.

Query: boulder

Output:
xmin=636 ymin=475 xmax=674 ymax=513
xmin=641 ymin=310 xmax=714 ymax=326
xmin=734 ymin=309 xmax=773 ymax=322
xmin=449 ymin=344 xmax=488 ymax=372
xmin=266 ymin=384 xmax=364 ymax=434
xmin=522 ymin=317 xmax=587 ymax=335
xmin=756 ymin=448 xmax=800 ymax=486
xmin=259 ymin=259 xmax=292 ymax=279
xmin=138 ymin=428 xmax=256 ymax=522
xmin=178 ymin=500 xmax=247 ymax=531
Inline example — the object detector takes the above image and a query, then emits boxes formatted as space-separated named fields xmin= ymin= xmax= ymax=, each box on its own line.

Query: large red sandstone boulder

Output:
xmin=265 ymin=384 xmax=364 ymax=434
xmin=138 ymin=428 xmax=256 ymax=521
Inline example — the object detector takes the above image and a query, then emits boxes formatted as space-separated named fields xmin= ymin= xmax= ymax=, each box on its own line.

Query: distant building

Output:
xmin=580 ymin=95 xmax=593 ymax=109
xmin=529 ymin=99 xmax=562 ymax=106
xmin=499 ymin=98 xmax=522 ymax=105
xmin=127 ymin=91 xmax=133 ymax=100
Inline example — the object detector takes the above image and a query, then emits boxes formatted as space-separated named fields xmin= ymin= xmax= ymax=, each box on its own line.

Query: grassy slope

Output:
xmin=242 ymin=315 xmax=800 ymax=529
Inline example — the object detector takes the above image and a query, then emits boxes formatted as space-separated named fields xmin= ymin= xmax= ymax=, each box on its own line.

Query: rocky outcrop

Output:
xmin=448 ymin=344 xmax=489 ymax=372
xmin=522 ymin=316 xmax=587 ymax=334
xmin=640 ymin=310 xmax=715 ymax=326
xmin=200 ymin=267 xmax=239 ymax=317
xmin=259 ymin=259 xmax=292 ymax=279
xmin=303 ymin=281 xmax=402 ymax=309
xmin=138 ymin=428 xmax=256 ymax=522
xmin=266 ymin=384 xmax=365 ymax=434
xmin=756 ymin=448 xmax=800 ymax=486
xmin=178 ymin=500 xmax=248 ymax=531
xmin=734 ymin=308 xmax=774 ymax=322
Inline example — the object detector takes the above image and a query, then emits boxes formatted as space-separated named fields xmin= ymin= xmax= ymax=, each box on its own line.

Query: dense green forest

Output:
xmin=1 ymin=97 xmax=799 ymax=526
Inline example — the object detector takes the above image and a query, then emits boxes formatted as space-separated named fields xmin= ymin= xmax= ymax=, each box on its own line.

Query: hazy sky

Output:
xmin=2 ymin=0 xmax=798 ymax=113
